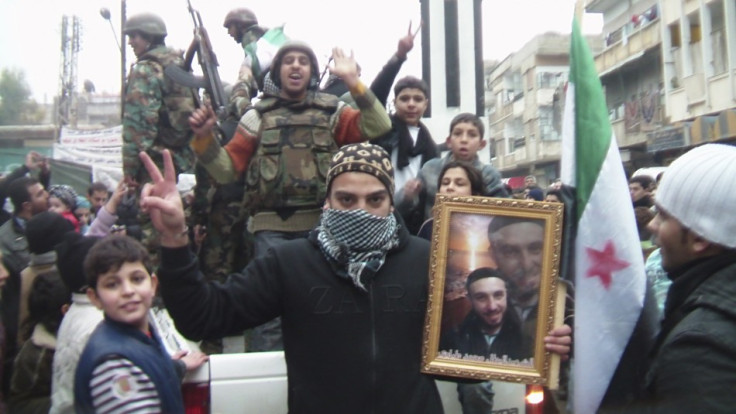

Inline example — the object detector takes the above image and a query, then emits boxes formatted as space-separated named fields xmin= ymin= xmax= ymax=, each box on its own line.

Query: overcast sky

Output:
xmin=0 ymin=0 xmax=602 ymax=103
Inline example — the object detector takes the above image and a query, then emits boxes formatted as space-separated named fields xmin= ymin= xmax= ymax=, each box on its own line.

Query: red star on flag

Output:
xmin=585 ymin=240 xmax=630 ymax=289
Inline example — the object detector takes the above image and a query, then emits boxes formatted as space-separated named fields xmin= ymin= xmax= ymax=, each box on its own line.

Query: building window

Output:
xmin=710 ymin=0 xmax=727 ymax=75
xmin=513 ymin=137 xmax=526 ymax=150
xmin=505 ymin=117 xmax=524 ymax=151
xmin=688 ymin=14 xmax=704 ymax=75
xmin=669 ymin=23 xmax=681 ymax=48
xmin=539 ymin=106 xmax=560 ymax=141
xmin=538 ymin=72 xmax=564 ymax=89
xmin=503 ymin=71 xmax=522 ymax=105
xmin=487 ymin=101 xmax=496 ymax=116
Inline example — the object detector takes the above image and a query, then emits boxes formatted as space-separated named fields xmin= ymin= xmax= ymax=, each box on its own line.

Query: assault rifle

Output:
xmin=164 ymin=0 xmax=228 ymax=120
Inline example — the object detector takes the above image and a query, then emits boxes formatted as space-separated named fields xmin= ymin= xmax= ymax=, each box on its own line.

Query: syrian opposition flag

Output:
xmin=560 ymin=18 xmax=648 ymax=414
xmin=243 ymin=26 xmax=289 ymax=80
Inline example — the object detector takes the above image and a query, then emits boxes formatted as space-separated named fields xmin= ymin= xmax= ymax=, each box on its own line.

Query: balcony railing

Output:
xmin=596 ymin=18 xmax=661 ymax=76
xmin=495 ymin=138 xmax=563 ymax=171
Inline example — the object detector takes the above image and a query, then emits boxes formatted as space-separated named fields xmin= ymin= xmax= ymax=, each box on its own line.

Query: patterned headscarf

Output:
xmin=48 ymin=185 xmax=78 ymax=210
xmin=75 ymin=195 xmax=91 ymax=210
xmin=317 ymin=208 xmax=399 ymax=291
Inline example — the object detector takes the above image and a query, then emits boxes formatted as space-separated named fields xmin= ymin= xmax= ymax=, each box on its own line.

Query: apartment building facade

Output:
xmin=658 ymin=0 xmax=736 ymax=154
xmin=588 ymin=0 xmax=736 ymax=169
xmin=486 ymin=33 xmax=602 ymax=188
xmin=588 ymin=0 xmax=665 ymax=173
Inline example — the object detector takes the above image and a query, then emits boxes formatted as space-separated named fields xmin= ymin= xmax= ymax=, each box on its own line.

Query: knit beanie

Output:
xmin=527 ymin=188 xmax=544 ymax=201
xmin=326 ymin=143 xmax=395 ymax=197
xmin=55 ymin=232 xmax=101 ymax=293
xmin=26 ymin=211 xmax=75 ymax=254
xmin=48 ymin=184 xmax=78 ymax=210
xmin=656 ymin=143 xmax=736 ymax=248
xmin=75 ymin=195 xmax=91 ymax=210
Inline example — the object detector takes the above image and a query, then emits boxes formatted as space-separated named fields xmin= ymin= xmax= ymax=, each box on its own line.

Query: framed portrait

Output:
xmin=420 ymin=195 xmax=565 ymax=386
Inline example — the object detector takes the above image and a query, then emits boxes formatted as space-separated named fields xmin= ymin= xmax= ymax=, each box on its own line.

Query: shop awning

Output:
xmin=689 ymin=115 xmax=718 ymax=145
xmin=714 ymin=109 xmax=736 ymax=140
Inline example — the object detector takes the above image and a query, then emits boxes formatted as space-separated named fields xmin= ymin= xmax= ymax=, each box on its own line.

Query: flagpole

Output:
xmin=564 ymin=9 xmax=653 ymax=412
xmin=574 ymin=0 xmax=584 ymax=22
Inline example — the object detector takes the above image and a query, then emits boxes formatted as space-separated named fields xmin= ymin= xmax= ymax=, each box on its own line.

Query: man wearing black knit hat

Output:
xmin=139 ymin=147 xmax=571 ymax=413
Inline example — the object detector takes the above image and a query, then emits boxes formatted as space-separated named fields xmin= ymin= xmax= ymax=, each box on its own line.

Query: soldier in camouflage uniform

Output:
xmin=223 ymin=8 xmax=287 ymax=116
xmin=223 ymin=7 xmax=263 ymax=109
xmin=191 ymin=170 xmax=250 ymax=282
xmin=122 ymin=13 xmax=196 ymax=262
xmin=186 ymin=8 xmax=264 ymax=292
xmin=189 ymin=127 xmax=253 ymax=354
xmin=188 ymin=41 xmax=391 ymax=352
xmin=190 ymin=118 xmax=252 ymax=289
xmin=189 ymin=10 xmax=278 ymax=352
xmin=190 ymin=155 xmax=254 ymax=355
xmin=184 ymin=11 xmax=265 ymax=346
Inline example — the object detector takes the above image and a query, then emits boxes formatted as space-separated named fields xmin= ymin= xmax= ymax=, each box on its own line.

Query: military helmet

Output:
xmin=223 ymin=8 xmax=258 ymax=28
xmin=124 ymin=13 xmax=167 ymax=37
xmin=271 ymin=41 xmax=320 ymax=90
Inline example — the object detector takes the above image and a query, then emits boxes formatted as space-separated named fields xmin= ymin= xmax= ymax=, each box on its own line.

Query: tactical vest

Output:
xmin=245 ymin=93 xmax=340 ymax=211
xmin=138 ymin=47 xmax=196 ymax=148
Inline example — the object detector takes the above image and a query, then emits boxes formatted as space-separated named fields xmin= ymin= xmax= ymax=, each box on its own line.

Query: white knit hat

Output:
xmin=656 ymin=143 xmax=736 ymax=248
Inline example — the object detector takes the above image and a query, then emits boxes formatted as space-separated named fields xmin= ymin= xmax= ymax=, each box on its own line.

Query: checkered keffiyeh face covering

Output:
xmin=317 ymin=208 xmax=400 ymax=291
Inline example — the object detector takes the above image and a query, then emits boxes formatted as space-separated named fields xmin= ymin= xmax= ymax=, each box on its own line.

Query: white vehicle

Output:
xmin=153 ymin=298 xmax=533 ymax=413
xmin=181 ymin=351 xmax=528 ymax=413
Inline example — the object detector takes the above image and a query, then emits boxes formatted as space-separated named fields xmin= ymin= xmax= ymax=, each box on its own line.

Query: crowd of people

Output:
xmin=0 ymin=6 xmax=733 ymax=414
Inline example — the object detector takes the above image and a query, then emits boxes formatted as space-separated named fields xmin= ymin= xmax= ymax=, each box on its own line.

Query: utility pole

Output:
xmin=59 ymin=15 xmax=80 ymax=127
xmin=100 ymin=1 xmax=127 ymax=119
xmin=121 ymin=0 xmax=127 ymax=118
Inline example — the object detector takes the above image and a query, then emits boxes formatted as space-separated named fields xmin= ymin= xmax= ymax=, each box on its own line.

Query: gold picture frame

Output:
xmin=420 ymin=195 xmax=565 ymax=386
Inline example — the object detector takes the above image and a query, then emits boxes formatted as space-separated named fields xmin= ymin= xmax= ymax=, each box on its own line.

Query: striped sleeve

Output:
xmin=333 ymin=84 xmax=392 ymax=146
xmin=88 ymin=358 xmax=162 ymax=414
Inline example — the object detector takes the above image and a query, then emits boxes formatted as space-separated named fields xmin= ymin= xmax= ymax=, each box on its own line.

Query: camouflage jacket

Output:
xmin=241 ymin=94 xmax=340 ymax=211
xmin=193 ymin=85 xmax=391 ymax=186
xmin=227 ymin=30 xmax=263 ymax=119
xmin=228 ymin=28 xmax=285 ymax=118
xmin=123 ymin=45 xmax=196 ymax=182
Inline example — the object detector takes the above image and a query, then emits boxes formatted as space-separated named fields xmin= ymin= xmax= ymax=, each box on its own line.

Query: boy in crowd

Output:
xmin=629 ymin=175 xmax=654 ymax=208
xmin=373 ymin=75 xmax=438 ymax=233
xmin=397 ymin=112 xmax=507 ymax=225
xmin=74 ymin=236 xmax=207 ymax=413
xmin=86 ymin=182 xmax=109 ymax=219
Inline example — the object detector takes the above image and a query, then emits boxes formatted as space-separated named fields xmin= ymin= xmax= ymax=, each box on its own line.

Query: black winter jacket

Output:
xmin=158 ymin=218 xmax=443 ymax=414
xmin=440 ymin=310 xmax=532 ymax=363
xmin=618 ymin=253 xmax=736 ymax=413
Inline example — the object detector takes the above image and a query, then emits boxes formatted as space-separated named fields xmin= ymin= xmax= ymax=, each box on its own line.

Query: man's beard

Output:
xmin=509 ymin=272 xmax=540 ymax=304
